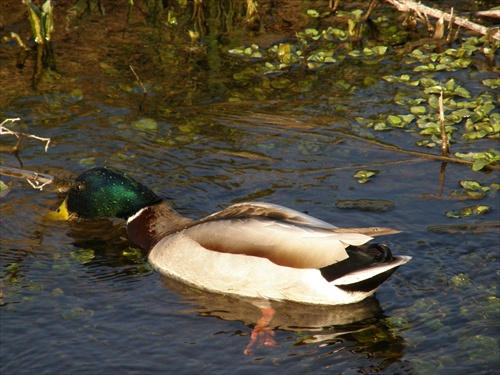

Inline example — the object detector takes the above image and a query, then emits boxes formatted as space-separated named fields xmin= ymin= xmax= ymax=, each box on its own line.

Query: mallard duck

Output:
xmin=55 ymin=166 xmax=411 ymax=305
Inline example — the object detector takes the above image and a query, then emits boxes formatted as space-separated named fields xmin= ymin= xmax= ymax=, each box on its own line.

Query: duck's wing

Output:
xmin=181 ymin=202 xmax=399 ymax=269
xmin=200 ymin=202 xmax=400 ymax=237
xmin=201 ymin=202 xmax=338 ymax=229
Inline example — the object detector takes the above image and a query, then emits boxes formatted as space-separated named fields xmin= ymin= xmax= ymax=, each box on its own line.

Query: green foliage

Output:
xmin=228 ymin=4 xmax=497 ymax=173
xmin=455 ymin=149 xmax=500 ymax=171
xmin=24 ymin=0 xmax=54 ymax=43
xmin=70 ymin=249 xmax=95 ymax=264
xmin=445 ymin=205 xmax=492 ymax=218
xmin=353 ymin=170 xmax=378 ymax=184
xmin=459 ymin=180 xmax=490 ymax=199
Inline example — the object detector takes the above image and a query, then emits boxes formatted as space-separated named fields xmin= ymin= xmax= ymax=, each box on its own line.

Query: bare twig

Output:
xmin=385 ymin=0 xmax=500 ymax=40
xmin=130 ymin=65 xmax=147 ymax=94
xmin=445 ymin=8 xmax=455 ymax=41
xmin=438 ymin=89 xmax=450 ymax=157
xmin=433 ymin=17 xmax=444 ymax=39
xmin=1 ymin=118 xmax=51 ymax=152
xmin=0 ymin=165 xmax=71 ymax=192
xmin=0 ymin=118 xmax=21 ymax=127
xmin=360 ymin=0 xmax=379 ymax=22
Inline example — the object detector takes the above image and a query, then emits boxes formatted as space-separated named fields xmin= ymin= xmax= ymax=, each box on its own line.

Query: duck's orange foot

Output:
xmin=244 ymin=308 xmax=279 ymax=355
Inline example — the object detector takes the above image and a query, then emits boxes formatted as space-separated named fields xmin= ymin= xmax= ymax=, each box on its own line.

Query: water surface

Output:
xmin=1 ymin=1 xmax=499 ymax=374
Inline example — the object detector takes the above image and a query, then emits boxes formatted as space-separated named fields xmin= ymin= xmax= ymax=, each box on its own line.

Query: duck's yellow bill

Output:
xmin=45 ymin=198 xmax=73 ymax=221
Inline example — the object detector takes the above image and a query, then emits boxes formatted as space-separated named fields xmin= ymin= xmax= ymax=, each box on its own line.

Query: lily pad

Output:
xmin=353 ymin=170 xmax=379 ymax=184
xmin=482 ymin=78 xmax=500 ymax=89
xmin=455 ymin=149 xmax=500 ymax=171
xmin=445 ymin=205 xmax=492 ymax=218
xmin=387 ymin=115 xmax=402 ymax=126
xmin=410 ymin=106 xmax=426 ymax=115
xmin=459 ymin=180 xmax=489 ymax=199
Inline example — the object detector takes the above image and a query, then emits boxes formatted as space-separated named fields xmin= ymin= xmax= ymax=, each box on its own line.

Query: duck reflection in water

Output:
xmin=161 ymin=276 xmax=404 ymax=357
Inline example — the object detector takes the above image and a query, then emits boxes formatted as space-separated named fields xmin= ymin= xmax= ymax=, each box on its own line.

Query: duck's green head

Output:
xmin=57 ymin=167 xmax=163 ymax=220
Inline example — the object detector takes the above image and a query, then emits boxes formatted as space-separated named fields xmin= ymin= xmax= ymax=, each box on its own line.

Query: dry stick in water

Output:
xmin=130 ymin=65 xmax=147 ymax=94
xmin=438 ymin=89 xmax=450 ymax=157
xmin=385 ymin=0 xmax=500 ymax=40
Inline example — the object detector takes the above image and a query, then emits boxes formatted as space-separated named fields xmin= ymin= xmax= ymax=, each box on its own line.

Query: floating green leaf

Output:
xmin=460 ymin=180 xmax=490 ymax=198
xmin=0 ymin=180 xmax=10 ymax=198
xmin=387 ymin=115 xmax=404 ymax=127
xmin=307 ymin=9 xmax=320 ymax=18
xmin=353 ymin=170 xmax=378 ymax=183
xmin=419 ymin=78 xmax=439 ymax=88
xmin=70 ymin=249 xmax=95 ymax=264
xmin=455 ymin=149 xmax=499 ymax=171
xmin=454 ymin=86 xmax=471 ymax=98
xmin=482 ymin=78 xmax=500 ymax=89
xmin=328 ymin=27 xmax=347 ymax=41
xmin=304 ymin=28 xmax=319 ymax=37
xmin=445 ymin=205 xmax=492 ymax=218
xmin=371 ymin=46 xmax=388 ymax=55
xmin=348 ymin=50 xmax=362 ymax=57
xmin=414 ymin=63 xmax=435 ymax=72
xmin=411 ymin=106 xmax=426 ymax=115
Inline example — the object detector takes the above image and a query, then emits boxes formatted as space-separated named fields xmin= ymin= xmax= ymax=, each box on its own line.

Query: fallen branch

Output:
xmin=0 ymin=165 xmax=72 ymax=192
xmin=385 ymin=0 xmax=500 ymax=41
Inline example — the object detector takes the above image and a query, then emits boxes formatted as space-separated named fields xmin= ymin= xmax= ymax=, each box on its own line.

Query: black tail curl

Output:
xmin=320 ymin=244 xmax=395 ymax=283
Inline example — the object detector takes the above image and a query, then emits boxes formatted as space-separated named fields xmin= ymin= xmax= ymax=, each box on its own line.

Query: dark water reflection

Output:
xmin=1 ymin=1 xmax=499 ymax=374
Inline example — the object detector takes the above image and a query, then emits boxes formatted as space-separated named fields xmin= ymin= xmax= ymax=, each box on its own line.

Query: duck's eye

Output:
xmin=74 ymin=181 xmax=85 ymax=191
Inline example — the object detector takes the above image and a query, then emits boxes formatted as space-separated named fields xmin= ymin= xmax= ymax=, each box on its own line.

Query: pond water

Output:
xmin=1 ymin=1 xmax=499 ymax=374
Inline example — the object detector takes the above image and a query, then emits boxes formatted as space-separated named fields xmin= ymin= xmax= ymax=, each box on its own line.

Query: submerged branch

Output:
xmin=213 ymin=108 xmax=499 ymax=171
xmin=130 ymin=65 xmax=147 ymax=94
xmin=0 ymin=165 xmax=72 ymax=192
xmin=329 ymin=129 xmax=500 ymax=170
